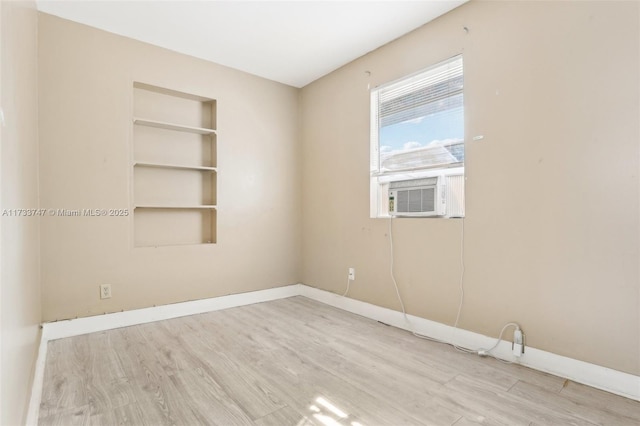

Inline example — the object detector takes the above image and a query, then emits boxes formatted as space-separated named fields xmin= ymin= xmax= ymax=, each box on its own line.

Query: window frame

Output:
xmin=369 ymin=55 xmax=465 ymax=219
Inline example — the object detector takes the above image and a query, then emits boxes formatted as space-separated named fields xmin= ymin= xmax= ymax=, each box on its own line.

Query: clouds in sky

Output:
xmin=381 ymin=140 xmax=422 ymax=154
xmin=402 ymin=141 xmax=422 ymax=150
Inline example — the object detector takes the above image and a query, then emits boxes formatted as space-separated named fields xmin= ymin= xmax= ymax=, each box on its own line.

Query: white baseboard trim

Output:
xmin=42 ymin=284 xmax=302 ymax=341
xmin=298 ymin=284 xmax=640 ymax=402
xmin=28 ymin=281 xmax=639 ymax=424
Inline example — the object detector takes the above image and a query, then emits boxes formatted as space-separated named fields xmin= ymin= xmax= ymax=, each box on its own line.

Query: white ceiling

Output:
xmin=36 ymin=1 xmax=467 ymax=88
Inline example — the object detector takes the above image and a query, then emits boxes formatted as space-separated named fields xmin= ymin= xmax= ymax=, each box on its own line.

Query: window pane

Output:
xmin=379 ymin=99 xmax=464 ymax=172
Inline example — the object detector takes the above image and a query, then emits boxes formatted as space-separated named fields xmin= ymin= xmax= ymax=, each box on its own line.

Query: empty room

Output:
xmin=1 ymin=0 xmax=639 ymax=425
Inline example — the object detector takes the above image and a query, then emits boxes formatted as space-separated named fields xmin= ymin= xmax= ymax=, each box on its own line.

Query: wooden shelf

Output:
xmin=135 ymin=205 xmax=217 ymax=210
xmin=134 ymin=161 xmax=217 ymax=172
xmin=133 ymin=82 xmax=217 ymax=247
xmin=133 ymin=117 xmax=216 ymax=135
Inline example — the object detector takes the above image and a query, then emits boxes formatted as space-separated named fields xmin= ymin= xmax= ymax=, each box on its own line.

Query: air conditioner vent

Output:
xmin=389 ymin=177 xmax=445 ymax=217
xmin=396 ymin=188 xmax=435 ymax=213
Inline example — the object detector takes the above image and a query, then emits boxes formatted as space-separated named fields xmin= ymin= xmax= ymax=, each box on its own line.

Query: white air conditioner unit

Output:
xmin=389 ymin=177 xmax=446 ymax=217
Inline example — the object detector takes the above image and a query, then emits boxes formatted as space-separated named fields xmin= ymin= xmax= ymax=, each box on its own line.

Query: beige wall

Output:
xmin=301 ymin=1 xmax=640 ymax=375
xmin=38 ymin=14 xmax=301 ymax=321
xmin=1 ymin=1 xmax=41 ymax=424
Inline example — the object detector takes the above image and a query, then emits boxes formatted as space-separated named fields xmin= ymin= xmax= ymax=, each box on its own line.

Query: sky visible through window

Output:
xmin=379 ymin=105 xmax=464 ymax=171
xmin=380 ymin=106 xmax=464 ymax=154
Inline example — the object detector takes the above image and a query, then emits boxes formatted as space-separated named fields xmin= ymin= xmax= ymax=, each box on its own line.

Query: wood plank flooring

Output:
xmin=38 ymin=296 xmax=640 ymax=425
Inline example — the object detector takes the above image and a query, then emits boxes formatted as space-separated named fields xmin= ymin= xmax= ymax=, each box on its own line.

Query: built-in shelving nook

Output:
xmin=132 ymin=82 xmax=217 ymax=247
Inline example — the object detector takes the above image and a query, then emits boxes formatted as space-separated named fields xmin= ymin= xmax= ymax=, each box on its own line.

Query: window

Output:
xmin=370 ymin=55 xmax=465 ymax=218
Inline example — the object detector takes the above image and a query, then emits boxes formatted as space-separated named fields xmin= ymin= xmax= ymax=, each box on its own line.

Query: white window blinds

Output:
xmin=378 ymin=55 xmax=463 ymax=127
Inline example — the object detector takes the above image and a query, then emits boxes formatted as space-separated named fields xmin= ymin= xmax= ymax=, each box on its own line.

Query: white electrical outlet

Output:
xmin=100 ymin=284 xmax=112 ymax=299
xmin=348 ymin=267 xmax=355 ymax=281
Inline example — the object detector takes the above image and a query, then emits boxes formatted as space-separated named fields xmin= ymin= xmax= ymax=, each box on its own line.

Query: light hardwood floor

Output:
xmin=38 ymin=296 xmax=640 ymax=425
